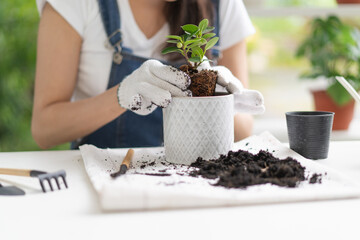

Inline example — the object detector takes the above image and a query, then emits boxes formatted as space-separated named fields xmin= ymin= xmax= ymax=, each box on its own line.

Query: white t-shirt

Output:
xmin=36 ymin=0 xmax=255 ymax=101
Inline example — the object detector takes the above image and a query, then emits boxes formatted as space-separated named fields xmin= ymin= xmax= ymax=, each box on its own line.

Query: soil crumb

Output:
xmin=309 ymin=173 xmax=322 ymax=184
xmin=190 ymin=149 xmax=307 ymax=189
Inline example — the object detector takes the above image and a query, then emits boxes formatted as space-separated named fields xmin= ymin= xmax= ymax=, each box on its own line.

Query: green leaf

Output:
xmin=166 ymin=40 xmax=179 ymax=44
xmin=189 ymin=56 xmax=201 ymax=63
xmin=199 ymin=19 xmax=209 ymax=32
xmin=184 ymin=38 xmax=201 ymax=47
xmin=166 ymin=35 xmax=182 ymax=41
xmin=188 ymin=39 xmax=207 ymax=49
xmin=327 ymin=81 xmax=353 ymax=106
xmin=203 ymin=26 xmax=215 ymax=34
xmin=182 ymin=34 xmax=191 ymax=41
xmin=161 ymin=47 xmax=183 ymax=55
xmin=205 ymin=37 xmax=219 ymax=51
xmin=202 ymin=33 xmax=216 ymax=39
xmin=192 ymin=46 xmax=203 ymax=58
xmin=182 ymin=24 xmax=198 ymax=34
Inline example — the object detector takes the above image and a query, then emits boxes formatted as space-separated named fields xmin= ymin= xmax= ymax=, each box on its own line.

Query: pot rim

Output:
xmin=286 ymin=111 xmax=335 ymax=117
xmin=173 ymin=92 xmax=232 ymax=100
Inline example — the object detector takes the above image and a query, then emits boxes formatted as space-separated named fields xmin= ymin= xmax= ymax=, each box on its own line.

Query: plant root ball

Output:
xmin=179 ymin=64 xmax=218 ymax=97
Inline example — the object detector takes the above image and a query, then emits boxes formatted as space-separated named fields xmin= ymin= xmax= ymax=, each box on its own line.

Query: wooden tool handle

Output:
xmin=109 ymin=149 xmax=135 ymax=178
xmin=122 ymin=149 xmax=134 ymax=168
xmin=0 ymin=168 xmax=31 ymax=177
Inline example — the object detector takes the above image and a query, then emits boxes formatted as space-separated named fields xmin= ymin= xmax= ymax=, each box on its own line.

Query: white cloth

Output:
xmin=118 ymin=60 xmax=191 ymax=115
xmin=79 ymin=132 xmax=360 ymax=211
xmin=36 ymin=0 xmax=255 ymax=102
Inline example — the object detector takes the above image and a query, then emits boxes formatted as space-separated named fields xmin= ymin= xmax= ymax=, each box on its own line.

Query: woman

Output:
xmin=32 ymin=0 xmax=261 ymax=149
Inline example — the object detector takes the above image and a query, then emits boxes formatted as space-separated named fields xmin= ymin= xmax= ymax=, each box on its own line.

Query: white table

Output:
xmin=1 ymin=141 xmax=360 ymax=240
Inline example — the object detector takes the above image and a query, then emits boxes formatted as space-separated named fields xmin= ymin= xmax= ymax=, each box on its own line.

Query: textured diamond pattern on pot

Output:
xmin=163 ymin=95 xmax=234 ymax=165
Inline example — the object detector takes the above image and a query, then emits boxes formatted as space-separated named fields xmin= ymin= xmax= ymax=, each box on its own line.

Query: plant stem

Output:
xmin=194 ymin=62 xmax=200 ymax=69
xmin=182 ymin=45 xmax=190 ymax=66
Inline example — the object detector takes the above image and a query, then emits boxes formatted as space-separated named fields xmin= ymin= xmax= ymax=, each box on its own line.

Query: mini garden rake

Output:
xmin=0 ymin=168 xmax=68 ymax=193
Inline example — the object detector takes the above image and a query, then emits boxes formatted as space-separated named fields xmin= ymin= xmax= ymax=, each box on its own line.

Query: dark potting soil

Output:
xmin=179 ymin=64 xmax=217 ymax=96
xmin=115 ymin=149 xmax=323 ymax=189
xmin=309 ymin=173 xmax=323 ymax=184
xmin=190 ymin=149 xmax=309 ymax=189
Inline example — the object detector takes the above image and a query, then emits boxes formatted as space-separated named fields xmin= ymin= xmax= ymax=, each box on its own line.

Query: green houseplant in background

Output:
xmin=296 ymin=15 xmax=360 ymax=130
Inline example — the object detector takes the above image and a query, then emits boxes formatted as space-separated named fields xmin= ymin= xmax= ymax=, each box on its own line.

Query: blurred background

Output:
xmin=0 ymin=0 xmax=69 ymax=151
xmin=0 ymin=0 xmax=359 ymax=151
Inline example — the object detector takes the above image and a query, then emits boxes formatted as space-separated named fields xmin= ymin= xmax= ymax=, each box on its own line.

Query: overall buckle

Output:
xmin=104 ymin=29 xmax=123 ymax=64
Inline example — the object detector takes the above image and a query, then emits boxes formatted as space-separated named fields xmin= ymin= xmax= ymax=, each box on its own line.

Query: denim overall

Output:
xmin=73 ymin=0 xmax=220 ymax=149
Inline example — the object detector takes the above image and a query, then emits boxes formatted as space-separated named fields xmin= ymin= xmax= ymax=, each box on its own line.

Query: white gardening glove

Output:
xmin=117 ymin=59 xmax=192 ymax=115
xmin=198 ymin=62 xmax=265 ymax=114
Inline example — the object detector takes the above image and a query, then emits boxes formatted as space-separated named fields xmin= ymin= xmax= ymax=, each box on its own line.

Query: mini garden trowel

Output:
xmin=0 ymin=183 xmax=25 ymax=196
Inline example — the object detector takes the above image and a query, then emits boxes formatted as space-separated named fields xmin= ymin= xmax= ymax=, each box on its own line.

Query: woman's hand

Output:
xmin=117 ymin=59 xmax=192 ymax=115
xmin=216 ymin=40 xmax=262 ymax=141
xmin=199 ymin=61 xmax=265 ymax=114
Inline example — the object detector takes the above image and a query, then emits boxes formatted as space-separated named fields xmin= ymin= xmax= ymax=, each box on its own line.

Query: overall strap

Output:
xmin=98 ymin=0 xmax=123 ymax=64
xmin=211 ymin=0 xmax=220 ymax=62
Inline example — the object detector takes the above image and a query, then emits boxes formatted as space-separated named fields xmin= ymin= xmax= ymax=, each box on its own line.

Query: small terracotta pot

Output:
xmin=311 ymin=90 xmax=355 ymax=130
xmin=337 ymin=0 xmax=360 ymax=4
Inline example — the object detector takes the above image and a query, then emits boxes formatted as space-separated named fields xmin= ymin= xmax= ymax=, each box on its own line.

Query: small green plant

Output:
xmin=296 ymin=15 xmax=360 ymax=106
xmin=161 ymin=19 xmax=219 ymax=69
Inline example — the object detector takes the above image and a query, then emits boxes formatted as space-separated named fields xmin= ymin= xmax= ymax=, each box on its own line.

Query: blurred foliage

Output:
xmin=249 ymin=18 xmax=308 ymax=68
xmin=296 ymin=16 xmax=360 ymax=106
xmin=0 ymin=0 xmax=68 ymax=151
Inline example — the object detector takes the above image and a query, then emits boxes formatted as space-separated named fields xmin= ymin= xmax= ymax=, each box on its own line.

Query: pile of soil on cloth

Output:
xmin=189 ymin=149 xmax=312 ymax=189
xmin=179 ymin=64 xmax=217 ymax=96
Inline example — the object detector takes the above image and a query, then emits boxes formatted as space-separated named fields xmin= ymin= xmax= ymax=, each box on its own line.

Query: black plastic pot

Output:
xmin=286 ymin=111 xmax=334 ymax=160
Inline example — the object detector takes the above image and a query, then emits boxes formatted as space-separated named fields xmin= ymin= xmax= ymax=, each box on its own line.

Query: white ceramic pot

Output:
xmin=163 ymin=93 xmax=234 ymax=165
